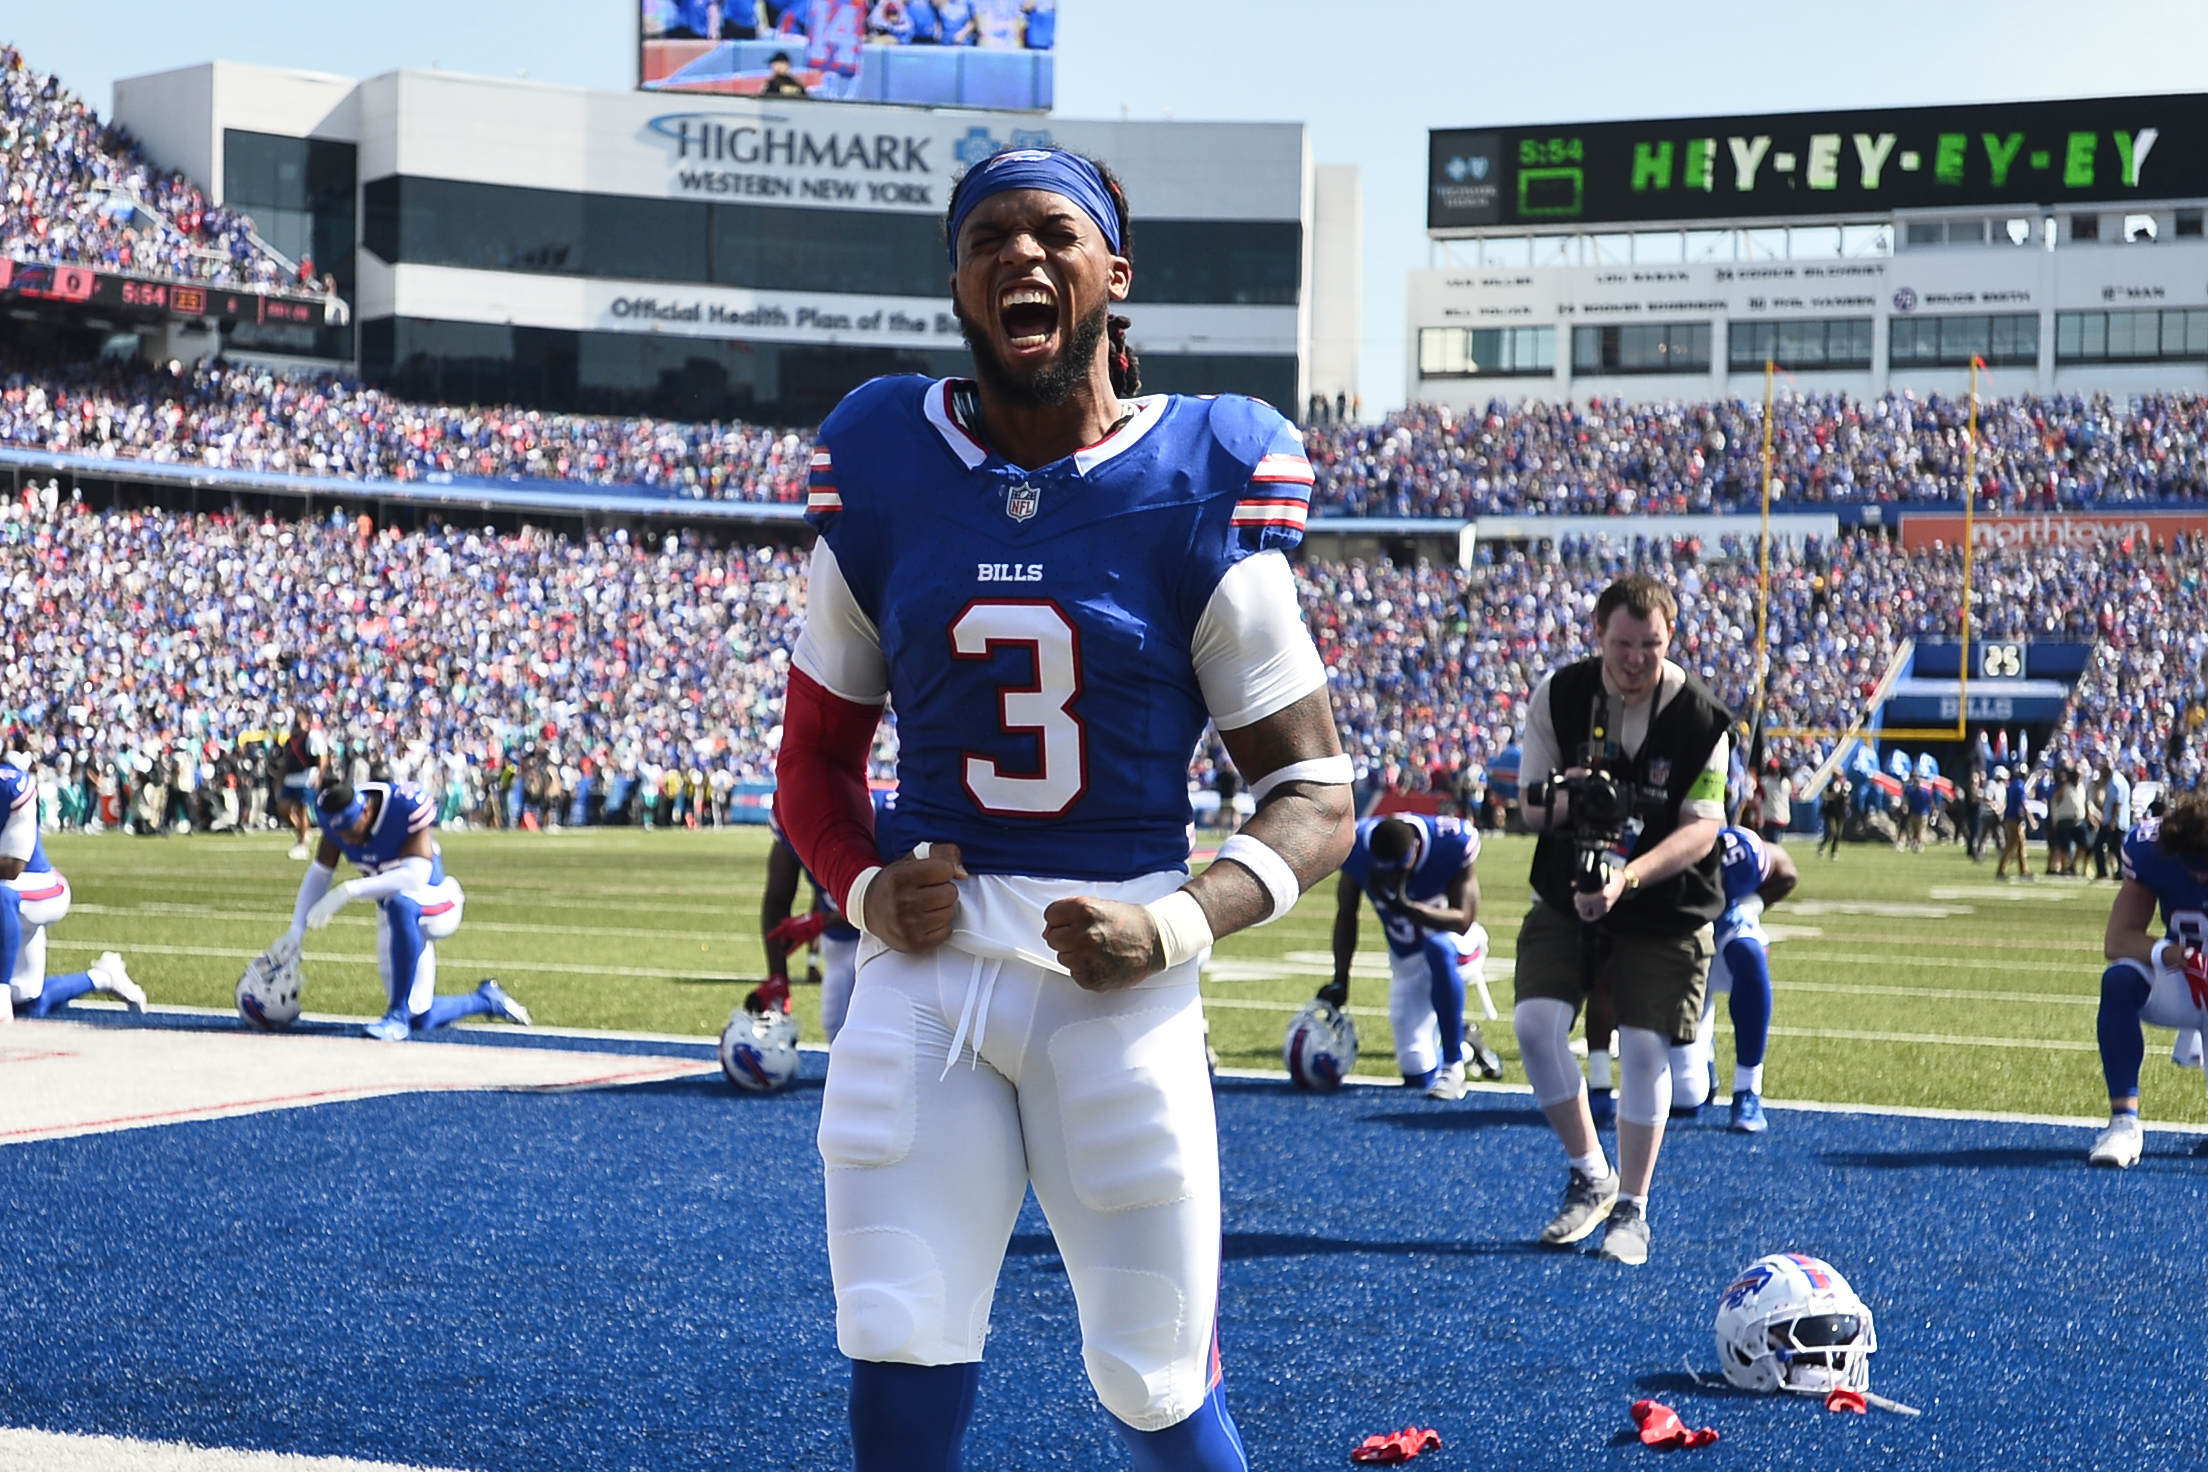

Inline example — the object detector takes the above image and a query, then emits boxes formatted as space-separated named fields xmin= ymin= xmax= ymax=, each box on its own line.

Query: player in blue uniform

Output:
xmin=0 ymin=758 xmax=143 ymax=1018
xmin=2089 ymin=791 xmax=2208 ymax=1167
xmin=1665 ymin=824 xmax=1796 ymax=1133
xmin=266 ymin=781 xmax=532 ymax=1041
xmin=1320 ymin=813 xmax=1501 ymax=1098
xmin=774 ymin=147 xmax=1354 ymax=1472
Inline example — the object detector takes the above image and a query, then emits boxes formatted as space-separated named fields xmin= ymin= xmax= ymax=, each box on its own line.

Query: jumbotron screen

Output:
xmin=641 ymin=0 xmax=1055 ymax=111
xmin=1430 ymin=93 xmax=2208 ymax=230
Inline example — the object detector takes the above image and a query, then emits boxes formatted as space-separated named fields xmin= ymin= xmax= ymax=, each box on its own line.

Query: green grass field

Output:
xmin=36 ymin=826 xmax=2191 ymax=1124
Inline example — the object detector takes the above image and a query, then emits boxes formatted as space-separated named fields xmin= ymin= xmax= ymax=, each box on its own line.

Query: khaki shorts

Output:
xmin=1514 ymin=901 xmax=1713 ymax=1045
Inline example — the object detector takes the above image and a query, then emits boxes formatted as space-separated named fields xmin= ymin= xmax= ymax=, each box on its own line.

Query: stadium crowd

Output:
xmin=1301 ymin=392 xmax=2208 ymax=517
xmin=1 ymin=47 xmax=299 ymax=291
xmin=4 ymin=484 xmax=2199 ymax=839
xmin=0 ymin=351 xmax=813 ymax=498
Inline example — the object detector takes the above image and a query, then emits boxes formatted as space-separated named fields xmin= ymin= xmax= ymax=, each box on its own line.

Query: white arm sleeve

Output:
xmin=342 ymin=856 xmax=435 ymax=905
xmin=288 ymin=862 xmax=337 ymax=937
xmin=0 ymin=788 xmax=34 ymax=863
xmin=1190 ymin=552 xmax=1328 ymax=731
xmin=790 ymin=540 xmax=889 ymax=705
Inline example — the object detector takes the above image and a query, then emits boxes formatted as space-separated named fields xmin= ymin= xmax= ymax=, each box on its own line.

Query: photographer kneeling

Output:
xmin=1514 ymin=574 xmax=1729 ymax=1266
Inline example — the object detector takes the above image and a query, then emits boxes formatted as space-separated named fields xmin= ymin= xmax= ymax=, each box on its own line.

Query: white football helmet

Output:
xmin=236 ymin=951 xmax=304 ymax=1031
xmin=1283 ymin=999 xmax=1358 ymax=1091
xmin=719 ymin=1006 xmax=801 ymax=1093
xmin=1714 ymin=1252 xmax=1878 ymax=1395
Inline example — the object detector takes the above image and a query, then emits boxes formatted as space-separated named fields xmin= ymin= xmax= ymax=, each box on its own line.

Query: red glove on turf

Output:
xmin=767 ymin=912 xmax=831 ymax=949
xmin=744 ymin=975 xmax=791 ymax=1015
xmin=1630 ymin=1400 xmax=1720 ymax=1450
xmin=1824 ymin=1387 xmax=1867 ymax=1415
xmin=1349 ymin=1427 xmax=1441 ymax=1464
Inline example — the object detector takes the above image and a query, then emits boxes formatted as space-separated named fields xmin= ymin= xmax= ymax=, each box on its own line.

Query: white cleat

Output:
xmin=287 ymin=843 xmax=310 ymax=861
xmin=1425 ymin=1060 xmax=1467 ymax=1101
xmin=90 ymin=953 xmax=145 ymax=1014
xmin=2088 ymin=1114 xmax=2143 ymax=1169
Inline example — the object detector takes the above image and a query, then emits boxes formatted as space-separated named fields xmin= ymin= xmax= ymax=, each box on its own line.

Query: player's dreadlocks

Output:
xmin=942 ymin=150 xmax=1141 ymax=397
xmin=2160 ymin=789 xmax=2208 ymax=865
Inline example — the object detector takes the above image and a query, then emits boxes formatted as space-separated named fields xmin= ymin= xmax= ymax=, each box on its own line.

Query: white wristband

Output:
xmin=1248 ymin=754 xmax=1355 ymax=803
xmin=843 ymin=865 xmax=883 ymax=937
xmin=1145 ymin=889 xmax=1214 ymax=970
xmin=1215 ymin=833 xmax=1302 ymax=924
xmin=2154 ymin=938 xmax=2179 ymax=975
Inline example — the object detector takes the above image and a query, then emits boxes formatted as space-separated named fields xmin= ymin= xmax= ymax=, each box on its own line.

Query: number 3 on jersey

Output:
xmin=949 ymin=600 xmax=1089 ymax=817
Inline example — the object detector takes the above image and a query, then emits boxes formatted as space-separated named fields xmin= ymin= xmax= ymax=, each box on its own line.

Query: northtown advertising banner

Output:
xmin=1431 ymin=93 xmax=2208 ymax=230
xmin=1898 ymin=509 xmax=2208 ymax=552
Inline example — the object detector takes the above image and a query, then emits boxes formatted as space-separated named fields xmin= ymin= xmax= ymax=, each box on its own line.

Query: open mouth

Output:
xmin=997 ymin=281 xmax=1060 ymax=353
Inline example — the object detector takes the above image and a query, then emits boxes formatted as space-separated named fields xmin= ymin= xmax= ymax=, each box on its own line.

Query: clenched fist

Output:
xmin=863 ymin=843 xmax=967 ymax=953
xmin=1043 ymin=896 xmax=1164 ymax=992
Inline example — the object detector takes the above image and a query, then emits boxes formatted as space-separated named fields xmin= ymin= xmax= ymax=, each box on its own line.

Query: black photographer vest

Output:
xmin=1531 ymin=656 xmax=1731 ymax=934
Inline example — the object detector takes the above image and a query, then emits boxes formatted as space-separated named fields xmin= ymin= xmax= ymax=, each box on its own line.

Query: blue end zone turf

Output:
xmin=0 ymin=1049 xmax=2196 ymax=1469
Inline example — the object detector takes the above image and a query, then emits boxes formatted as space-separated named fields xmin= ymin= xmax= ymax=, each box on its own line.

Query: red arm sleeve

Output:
xmin=775 ymin=665 xmax=884 ymax=915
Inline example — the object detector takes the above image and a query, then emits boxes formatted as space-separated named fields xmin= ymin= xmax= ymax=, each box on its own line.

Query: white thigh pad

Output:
xmin=10 ymin=871 xmax=70 ymax=930
xmin=1046 ymin=1000 xmax=1208 ymax=1215
xmin=410 ymin=877 xmax=464 ymax=941
xmin=2140 ymin=959 xmax=2208 ymax=1033
xmin=819 ymin=986 xmax=918 ymax=1170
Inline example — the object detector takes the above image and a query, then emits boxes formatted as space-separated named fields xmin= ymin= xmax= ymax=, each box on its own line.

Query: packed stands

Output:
xmin=0 ymin=46 xmax=300 ymax=290
xmin=1302 ymin=393 xmax=2208 ymax=517
xmin=5 ymin=485 xmax=2198 ymax=833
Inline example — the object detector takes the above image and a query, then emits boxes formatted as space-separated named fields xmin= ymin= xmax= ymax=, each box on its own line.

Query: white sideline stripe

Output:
xmin=0 ymin=1426 xmax=465 ymax=1471
xmin=72 ymin=1000 xmax=828 ymax=1054
xmin=72 ymin=904 xmax=750 ymax=944
xmin=47 ymin=939 xmax=759 ymax=984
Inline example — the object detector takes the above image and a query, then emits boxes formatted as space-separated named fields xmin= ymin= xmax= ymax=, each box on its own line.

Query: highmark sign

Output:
xmin=644 ymin=112 xmax=1054 ymax=209
xmin=595 ymin=282 xmax=960 ymax=346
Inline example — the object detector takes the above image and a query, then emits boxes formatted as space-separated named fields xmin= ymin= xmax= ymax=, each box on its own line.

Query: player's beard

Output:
xmin=956 ymin=295 xmax=1109 ymax=410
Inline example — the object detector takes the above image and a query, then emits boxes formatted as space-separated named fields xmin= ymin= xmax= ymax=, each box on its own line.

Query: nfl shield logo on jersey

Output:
xmin=1005 ymin=482 xmax=1041 ymax=521
xmin=1648 ymin=758 xmax=1672 ymax=785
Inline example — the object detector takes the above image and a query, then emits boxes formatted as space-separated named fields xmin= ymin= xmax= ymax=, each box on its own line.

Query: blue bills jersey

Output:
xmin=1717 ymin=825 xmax=1770 ymax=908
xmin=2122 ymin=818 xmax=2208 ymax=943
xmin=0 ymin=762 xmax=50 ymax=874
xmin=1339 ymin=813 xmax=1479 ymax=958
xmin=335 ymin=782 xmax=443 ymax=883
xmin=807 ymin=377 xmax=1312 ymax=882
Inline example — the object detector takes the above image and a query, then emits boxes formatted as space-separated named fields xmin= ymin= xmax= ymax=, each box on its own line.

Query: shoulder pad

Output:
xmin=1206 ymin=395 xmax=1313 ymax=555
xmin=808 ymin=375 xmax=935 ymax=531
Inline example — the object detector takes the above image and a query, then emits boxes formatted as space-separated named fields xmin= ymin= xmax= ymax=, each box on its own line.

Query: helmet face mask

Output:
xmin=1283 ymin=999 xmax=1358 ymax=1091
xmin=719 ymin=1006 xmax=800 ymax=1093
xmin=1715 ymin=1254 xmax=1878 ymax=1395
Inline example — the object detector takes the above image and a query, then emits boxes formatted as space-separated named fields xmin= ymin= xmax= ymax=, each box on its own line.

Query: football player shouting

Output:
xmin=775 ymin=147 xmax=1354 ymax=1471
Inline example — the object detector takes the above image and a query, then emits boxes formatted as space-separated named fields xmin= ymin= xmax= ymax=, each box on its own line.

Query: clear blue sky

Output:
xmin=10 ymin=0 xmax=2206 ymax=408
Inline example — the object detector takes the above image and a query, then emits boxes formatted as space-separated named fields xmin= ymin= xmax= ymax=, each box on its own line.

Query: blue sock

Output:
xmin=849 ymin=1360 xmax=979 ymax=1472
xmin=418 ymin=990 xmax=495 ymax=1031
xmin=1423 ymin=933 xmax=1466 ymax=1065
xmin=383 ymin=896 xmax=425 ymax=1016
xmin=2098 ymin=962 xmax=2154 ymax=1099
xmin=25 ymin=970 xmax=97 ymax=1017
xmin=1109 ymin=1378 xmax=1249 ymax=1472
xmin=1725 ymin=936 xmax=1773 ymax=1070
xmin=1403 ymin=1067 xmax=1437 ymax=1090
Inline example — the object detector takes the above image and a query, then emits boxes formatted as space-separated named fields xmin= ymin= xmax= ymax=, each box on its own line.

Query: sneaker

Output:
xmin=477 ymin=979 xmax=533 ymax=1028
xmin=1465 ymin=1029 xmax=1506 ymax=1082
xmin=2088 ymin=1114 xmax=2143 ymax=1169
xmin=1594 ymin=1200 xmax=1651 ymax=1265
xmin=288 ymin=843 xmax=310 ymax=861
xmin=1730 ymin=1090 xmax=1769 ymax=1134
xmin=1425 ymin=1060 xmax=1467 ymax=1101
xmin=90 ymin=953 xmax=145 ymax=1014
xmin=1537 ymin=1167 xmax=1619 ymax=1246
xmin=364 ymin=1012 xmax=412 ymax=1042
xmin=1588 ymin=1087 xmax=1616 ymax=1127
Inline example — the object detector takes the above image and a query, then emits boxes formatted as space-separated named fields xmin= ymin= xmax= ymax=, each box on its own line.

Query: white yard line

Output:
xmin=0 ymin=1427 xmax=468 ymax=1472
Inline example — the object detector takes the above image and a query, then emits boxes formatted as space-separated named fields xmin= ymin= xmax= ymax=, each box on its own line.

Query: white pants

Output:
xmin=373 ymin=876 xmax=465 ymax=1016
xmin=8 ymin=869 xmax=71 ymax=1006
xmin=819 ymin=901 xmax=1220 ymax=1432
xmin=1386 ymin=923 xmax=1489 ymax=1078
xmin=819 ymin=933 xmax=860 ymax=1043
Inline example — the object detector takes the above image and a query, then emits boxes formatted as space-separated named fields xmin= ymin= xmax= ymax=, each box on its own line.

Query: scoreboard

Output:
xmin=1429 ymin=93 xmax=2208 ymax=231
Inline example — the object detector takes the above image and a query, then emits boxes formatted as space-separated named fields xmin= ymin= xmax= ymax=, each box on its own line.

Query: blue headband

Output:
xmin=321 ymin=793 xmax=365 ymax=834
xmin=946 ymin=148 xmax=1121 ymax=265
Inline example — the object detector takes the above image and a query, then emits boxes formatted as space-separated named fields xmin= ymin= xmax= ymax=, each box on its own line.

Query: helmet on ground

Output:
xmin=1283 ymin=999 xmax=1358 ymax=1091
xmin=720 ymin=1005 xmax=801 ymax=1093
xmin=236 ymin=951 xmax=303 ymax=1031
xmin=1714 ymin=1252 xmax=1878 ymax=1395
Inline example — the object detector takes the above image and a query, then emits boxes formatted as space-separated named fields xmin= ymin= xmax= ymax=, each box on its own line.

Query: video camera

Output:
xmin=1526 ymin=741 xmax=1641 ymax=990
